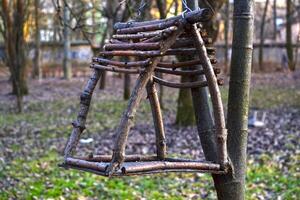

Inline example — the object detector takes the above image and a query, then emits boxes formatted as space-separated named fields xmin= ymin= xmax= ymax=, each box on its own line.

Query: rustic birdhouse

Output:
xmin=60 ymin=8 xmax=230 ymax=177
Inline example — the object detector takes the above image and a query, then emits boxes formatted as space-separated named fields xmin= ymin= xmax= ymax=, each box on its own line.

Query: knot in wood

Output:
xmin=72 ymin=121 xmax=86 ymax=132
xmin=80 ymin=91 xmax=91 ymax=106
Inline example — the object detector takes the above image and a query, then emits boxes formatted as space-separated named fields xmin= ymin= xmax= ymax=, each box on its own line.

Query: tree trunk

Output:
xmin=32 ymin=0 xmax=42 ymax=80
xmin=1 ymin=0 xmax=29 ymax=113
xmin=286 ymin=0 xmax=295 ymax=71
xmin=259 ymin=0 xmax=269 ymax=72
xmin=224 ymin=0 xmax=230 ymax=74
xmin=155 ymin=0 xmax=167 ymax=108
xmin=63 ymin=4 xmax=72 ymax=80
xmin=175 ymin=73 xmax=196 ymax=126
xmin=123 ymin=57 xmax=131 ymax=100
xmin=213 ymin=1 xmax=254 ymax=199
xmin=273 ymin=0 xmax=277 ymax=40
xmin=99 ymin=0 xmax=118 ymax=89
xmin=175 ymin=0 xmax=198 ymax=126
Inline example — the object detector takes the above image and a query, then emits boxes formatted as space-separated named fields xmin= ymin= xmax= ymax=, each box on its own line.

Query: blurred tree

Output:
xmin=32 ymin=0 xmax=42 ymax=80
xmin=273 ymin=0 xmax=277 ymax=40
xmin=0 ymin=0 xmax=29 ymax=112
xmin=286 ymin=0 xmax=295 ymax=71
xmin=223 ymin=0 xmax=230 ymax=74
xmin=63 ymin=2 xmax=72 ymax=80
xmin=155 ymin=0 xmax=168 ymax=108
xmin=259 ymin=0 xmax=270 ymax=71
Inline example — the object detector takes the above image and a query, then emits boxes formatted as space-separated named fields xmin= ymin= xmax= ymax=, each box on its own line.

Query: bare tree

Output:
xmin=286 ymin=0 xmax=295 ymax=71
xmin=273 ymin=0 xmax=277 ymax=40
xmin=259 ymin=0 xmax=270 ymax=71
xmin=0 ymin=0 xmax=29 ymax=112
xmin=32 ymin=0 xmax=42 ymax=80
xmin=223 ymin=0 xmax=230 ymax=74
xmin=63 ymin=2 xmax=72 ymax=80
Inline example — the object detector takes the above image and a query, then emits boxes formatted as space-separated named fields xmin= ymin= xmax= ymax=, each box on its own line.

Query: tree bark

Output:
xmin=224 ymin=0 xmax=230 ymax=74
xmin=213 ymin=0 xmax=254 ymax=199
xmin=273 ymin=0 xmax=277 ymax=40
xmin=175 ymin=0 xmax=199 ymax=126
xmin=99 ymin=0 xmax=118 ymax=89
xmin=286 ymin=0 xmax=295 ymax=71
xmin=154 ymin=0 xmax=166 ymax=108
xmin=123 ymin=57 xmax=131 ymax=100
xmin=32 ymin=0 xmax=42 ymax=80
xmin=259 ymin=0 xmax=269 ymax=72
xmin=1 ymin=0 xmax=29 ymax=113
xmin=63 ymin=3 xmax=72 ymax=80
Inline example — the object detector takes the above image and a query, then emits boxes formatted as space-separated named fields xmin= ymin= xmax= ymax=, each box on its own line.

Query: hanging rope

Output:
xmin=182 ymin=0 xmax=192 ymax=12
xmin=137 ymin=0 xmax=147 ymax=17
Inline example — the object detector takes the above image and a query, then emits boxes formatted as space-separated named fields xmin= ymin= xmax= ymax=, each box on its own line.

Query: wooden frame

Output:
xmin=61 ymin=8 xmax=230 ymax=177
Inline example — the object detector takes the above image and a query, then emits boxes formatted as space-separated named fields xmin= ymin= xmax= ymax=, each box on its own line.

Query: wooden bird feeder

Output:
xmin=60 ymin=8 xmax=230 ymax=177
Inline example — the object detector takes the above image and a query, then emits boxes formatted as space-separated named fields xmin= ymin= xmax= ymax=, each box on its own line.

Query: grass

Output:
xmin=0 ymin=151 xmax=298 ymax=199
xmin=0 ymin=84 xmax=299 ymax=199
xmin=219 ymin=85 xmax=300 ymax=109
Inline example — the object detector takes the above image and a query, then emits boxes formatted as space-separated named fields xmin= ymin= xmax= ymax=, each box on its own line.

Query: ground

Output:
xmin=0 ymin=71 xmax=299 ymax=199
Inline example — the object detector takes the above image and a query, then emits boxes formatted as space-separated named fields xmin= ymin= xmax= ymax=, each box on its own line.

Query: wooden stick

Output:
xmin=99 ymin=50 xmax=162 ymax=58
xmin=153 ymin=76 xmax=223 ymax=89
xmin=104 ymin=42 xmax=161 ymax=51
xmin=165 ymin=48 xmax=216 ymax=56
xmin=112 ymin=26 xmax=177 ymax=40
xmin=106 ymin=25 xmax=185 ymax=176
xmin=63 ymin=158 xmax=225 ymax=176
xmin=64 ymin=69 xmax=102 ymax=159
xmin=155 ymin=67 xmax=221 ymax=76
xmin=174 ymin=37 xmax=213 ymax=45
xmin=92 ymin=57 xmax=150 ymax=68
xmin=99 ymin=50 xmax=216 ymax=60
xmin=75 ymin=155 xmax=203 ymax=163
xmin=114 ymin=8 xmax=212 ymax=31
xmin=116 ymin=9 xmax=212 ymax=34
xmin=146 ymin=78 xmax=166 ymax=160
xmin=109 ymin=39 xmax=127 ymax=44
xmin=76 ymin=155 xmax=159 ymax=162
xmin=90 ymin=64 xmax=141 ymax=74
xmin=121 ymin=161 xmax=221 ymax=174
xmin=65 ymin=157 xmax=107 ymax=171
xmin=192 ymin=24 xmax=228 ymax=167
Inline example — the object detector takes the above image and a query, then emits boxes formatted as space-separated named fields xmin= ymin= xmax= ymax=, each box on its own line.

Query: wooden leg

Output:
xmin=106 ymin=65 xmax=159 ymax=176
xmin=146 ymin=77 xmax=166 ymax=160
xmin=64 ymin=69 xmax=102 ymax=159
xmin=192 ymin=25 xmax=228 ymax=167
